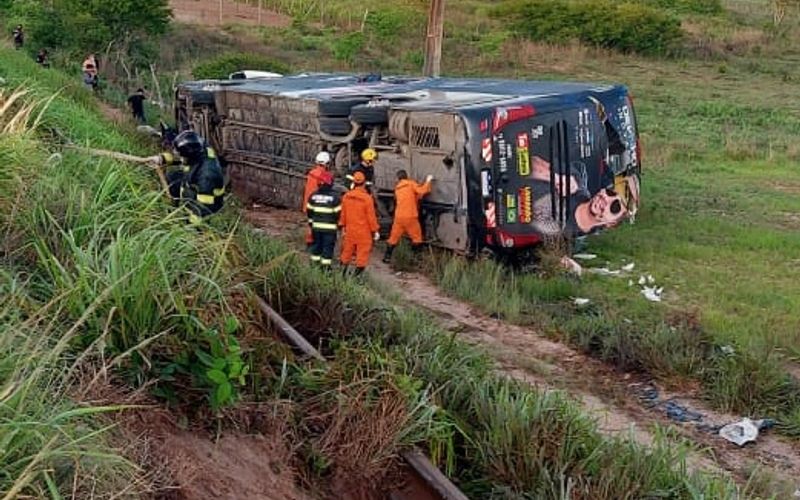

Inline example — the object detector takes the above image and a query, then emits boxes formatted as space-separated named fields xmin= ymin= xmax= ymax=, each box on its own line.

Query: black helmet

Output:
xmin=174 ymin=131 xmax=204 ymax=160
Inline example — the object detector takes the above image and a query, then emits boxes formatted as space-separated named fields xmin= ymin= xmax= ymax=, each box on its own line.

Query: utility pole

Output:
xmin=423 ymin=0 xmax=445 ymax=77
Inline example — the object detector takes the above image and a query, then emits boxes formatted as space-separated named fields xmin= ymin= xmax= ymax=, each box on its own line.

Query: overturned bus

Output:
xmin=175 ymin=73 xmax=641 ymax=255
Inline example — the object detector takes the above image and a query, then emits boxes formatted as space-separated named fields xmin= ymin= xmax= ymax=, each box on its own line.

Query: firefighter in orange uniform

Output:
xmin=339 ymin=171 xmax=380 ymax=276
xmin=303 ymin=151 xmax=332 ymax=248
xmin=383 ymin=170 xmax=433 ymax=263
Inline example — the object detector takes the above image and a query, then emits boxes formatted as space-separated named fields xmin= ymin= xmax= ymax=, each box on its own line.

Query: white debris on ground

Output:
xmin=581 ymin=258 xmax=667 ymax=303
xmin=572 ymin=253 xmax=597 ymax=260
xmin=560 ymin=256 xmax=583 ymax=276
xmin=573 ymin=298 xmax=591 ymax=307
xmin=587 ymin=267 xmax=622 ymax=276
xmin=719 ymin=418 xmax=762 ymax=446
xmin=641 ymin=286 xmax=664 ymax=302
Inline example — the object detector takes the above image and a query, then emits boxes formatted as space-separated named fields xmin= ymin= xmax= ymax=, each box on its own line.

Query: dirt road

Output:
xmin=169 ymin=0 xmax=290 ymax=27
xmin=244 ymin=205 xmax=800 ymax=493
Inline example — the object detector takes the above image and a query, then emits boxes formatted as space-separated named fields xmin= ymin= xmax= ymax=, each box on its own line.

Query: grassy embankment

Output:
xmin=205 ymin=0 xmax=800 ymax=431
xmin=0 ymin=46 xmax=755 ymax=498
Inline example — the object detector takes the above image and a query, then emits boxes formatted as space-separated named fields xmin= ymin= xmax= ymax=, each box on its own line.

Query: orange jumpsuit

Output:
xmin=339 ymin=186 xmax=380 ymax=268
xmin=303 ymin=165 xmax=328 ymax=244
xmin=388 ymin=179 xmax=431 ymax=245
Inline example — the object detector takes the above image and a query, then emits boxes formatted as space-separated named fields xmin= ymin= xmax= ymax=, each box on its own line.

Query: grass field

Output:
xmin=0 ymin=45 xmax=754 ymax=498
xmin=187 ymin=0 xmax=800 ymax=426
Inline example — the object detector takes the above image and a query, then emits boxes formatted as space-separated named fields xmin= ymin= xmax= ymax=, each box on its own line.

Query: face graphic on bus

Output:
xmin=589 ymin=188 xmax=627 ymax=225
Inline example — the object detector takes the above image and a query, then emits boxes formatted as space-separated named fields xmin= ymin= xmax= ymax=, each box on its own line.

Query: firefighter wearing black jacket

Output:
xmin=306 ymin=171 xmax=341 ymax=268
xmin=160 ymin=131 xmax=225 ymax=224
xmin=346 ymin=148 xmax=376 ymax=192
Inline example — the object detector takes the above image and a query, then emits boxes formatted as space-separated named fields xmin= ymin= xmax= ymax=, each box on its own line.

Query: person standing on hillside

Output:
xmin=347 ymin=148 xmax=377 ymax=192
xmin=35 ymin=49 xmax=50 ymax=68
xmin=306 ymin=171 xmax=341 ymax=269
xmin=127 ymin=88 xmax=147 ymax=123
xmin=82 ymin=54 xmax=99 ymax=92
xmin=303 ymin=151 xmax=332 ymax=248
xmin=383 ymin=170 xmax=433 ymax=263
xmin=12 ymin=25 xmax=24 ymax=50
xmin=339 ymin=171 xmax=380 ymax=276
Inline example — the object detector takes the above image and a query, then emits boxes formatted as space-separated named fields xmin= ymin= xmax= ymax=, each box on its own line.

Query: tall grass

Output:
xmin=0 ymin=71 xmax=139 ymax=499
xmin=227 ymin=221 xmax=744 ymax=498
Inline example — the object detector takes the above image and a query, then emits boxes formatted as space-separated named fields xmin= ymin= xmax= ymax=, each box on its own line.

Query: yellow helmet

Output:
xmin=361 ymin=148 xmax=378 ymax=162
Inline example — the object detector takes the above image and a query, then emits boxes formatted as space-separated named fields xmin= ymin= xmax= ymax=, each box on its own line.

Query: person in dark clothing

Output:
xmin=306 ymin=171 xmax=342 ymax=268
xmin=159 ymin=131 xmax=225 ymax=224
xmin=12 ymin=26 xmax=24 ymax=49
xmin=35 ymin=49 xmax=50 ymax=68
xmin=127 ymin=88 xmax=146 ymax=123
xmin=346 ymin=148 xmax=377 ymax=192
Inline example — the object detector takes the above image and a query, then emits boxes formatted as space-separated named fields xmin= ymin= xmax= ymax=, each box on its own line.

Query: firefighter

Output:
xmin=306 ymin=171 xmax=341 ymax=269
xmin=303 ymin=151 xmax=332 ymax=248
xmin=159 ymin=131 xmax=225 ymax=224
xmin=383 ymin=170 xmax=433 ymax=263
xmin=339 ymin=171 xmax=380 ymax=276
xmin=346 ymin=148 xmax=377 ymax=192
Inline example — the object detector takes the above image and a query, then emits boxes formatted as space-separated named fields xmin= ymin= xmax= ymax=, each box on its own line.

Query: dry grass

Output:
xmin=305 ymin=381 xmax=410 ymax=490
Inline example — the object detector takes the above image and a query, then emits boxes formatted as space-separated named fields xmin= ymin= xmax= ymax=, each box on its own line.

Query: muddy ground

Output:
xmin=243 ymin=204 xmax=800 ymax=495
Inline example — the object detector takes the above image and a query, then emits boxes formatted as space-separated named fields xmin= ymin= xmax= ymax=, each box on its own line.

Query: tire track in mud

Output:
xmin=243 ymin=206 xmax=800 ymax=492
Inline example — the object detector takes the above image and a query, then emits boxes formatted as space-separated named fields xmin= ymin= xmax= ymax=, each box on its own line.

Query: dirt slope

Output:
xmin=244 ymin=205 xmax=800 ymax=493
xmin=169 ymin=0 xmax=290 ymax=27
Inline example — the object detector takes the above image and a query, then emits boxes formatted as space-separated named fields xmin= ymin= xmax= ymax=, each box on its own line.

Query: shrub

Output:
xmin=331 ymin=31 xmax=365 ymax=63
xmin=494 ymin=0 xmax=683 ymax=55
xmin=192 ymin=53 xmax=290 ymax=80
xmin=638 ymin=0 xmax=723 ymax=15
xmin=365 ymin=6 xmax=424 ymax=43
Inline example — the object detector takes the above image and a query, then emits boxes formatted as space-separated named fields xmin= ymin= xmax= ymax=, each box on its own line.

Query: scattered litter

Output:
xmin=252 ymin=203 xmax=263 ymax=209
xmin=561 ymin=256 xmax=583 ymax=276
xmin=635 ymin=384 xmax=709 ymax=427
xmin=638 ymin=275 xmax=646 ymax=285
xmin=588 ymin=267 xmax=621 ymax=276
xmin=623 ymin=318 xmax=633 ymax=324
xmin=573 ymin=298 xmax=591 ymax=307
xmin=573 ymin=253 xmax=597 ymax=261
xmin=793 ymin=489 xmax=800 ymax=498
xmin=621 ymin=263 xmax=635 ymax=272
xmin=719 ymin=418 xmax=767 ymax=447
xmin=641 ymin=286 xmax=663 ymax=302
xmin=720 ymin=345 xmax=736 ymax=356
xmin=647 ymin=275 xmax=655 ymax=284
xmin=628 ymin=279 xmax=634 ymax=287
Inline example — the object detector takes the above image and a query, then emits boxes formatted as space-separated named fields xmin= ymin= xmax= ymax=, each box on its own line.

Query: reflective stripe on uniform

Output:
xmin=346 ymin=174 xmax=354 ymax=180
xmin=311 ymin=222 xmax=338 ymax=230
xmin=162 ymin=152 xmax=175 ymax=164
xmin=320 ymin=259 xmax=333 ymax=266
xmin=197 ymin=194 xmax=215 ymax=205
xmin=310 ymin=255 xmax=321 ymax=262
xmin=309 ymin=205 xmax=341 ymax=214
xmin=206 ymin=147 xmax=217 ymax=159
xmin=213 ymin=188 xmax=225 ymax=196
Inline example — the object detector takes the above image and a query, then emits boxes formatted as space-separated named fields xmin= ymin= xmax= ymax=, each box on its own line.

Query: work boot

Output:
xmin=340 ymin=265 xmax=350 ymax=276
xmin=353 ymin=267 xmax=365 ymax=278
xmin=382 ymin=245 xmax=395 ymax=264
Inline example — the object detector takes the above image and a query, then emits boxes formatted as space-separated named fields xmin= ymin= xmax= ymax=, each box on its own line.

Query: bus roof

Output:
xmin=180 ymin=73 xmax=626 ymax=112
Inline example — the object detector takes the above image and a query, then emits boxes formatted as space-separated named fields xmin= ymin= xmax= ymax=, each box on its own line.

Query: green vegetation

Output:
xmin=1 ymin=46 xmax=750 ymax=497
xmin=2 ymin=0 xmax=170 ymax=64
xmin=493 ymin=0 xmax=684 ymax=55
xmin=192 ymin=52 xmax=290 ymax=79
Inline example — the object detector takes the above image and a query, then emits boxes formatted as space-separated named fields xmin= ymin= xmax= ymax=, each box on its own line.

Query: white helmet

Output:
xmin=315 ymin=151 xmax=331 ymax=165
